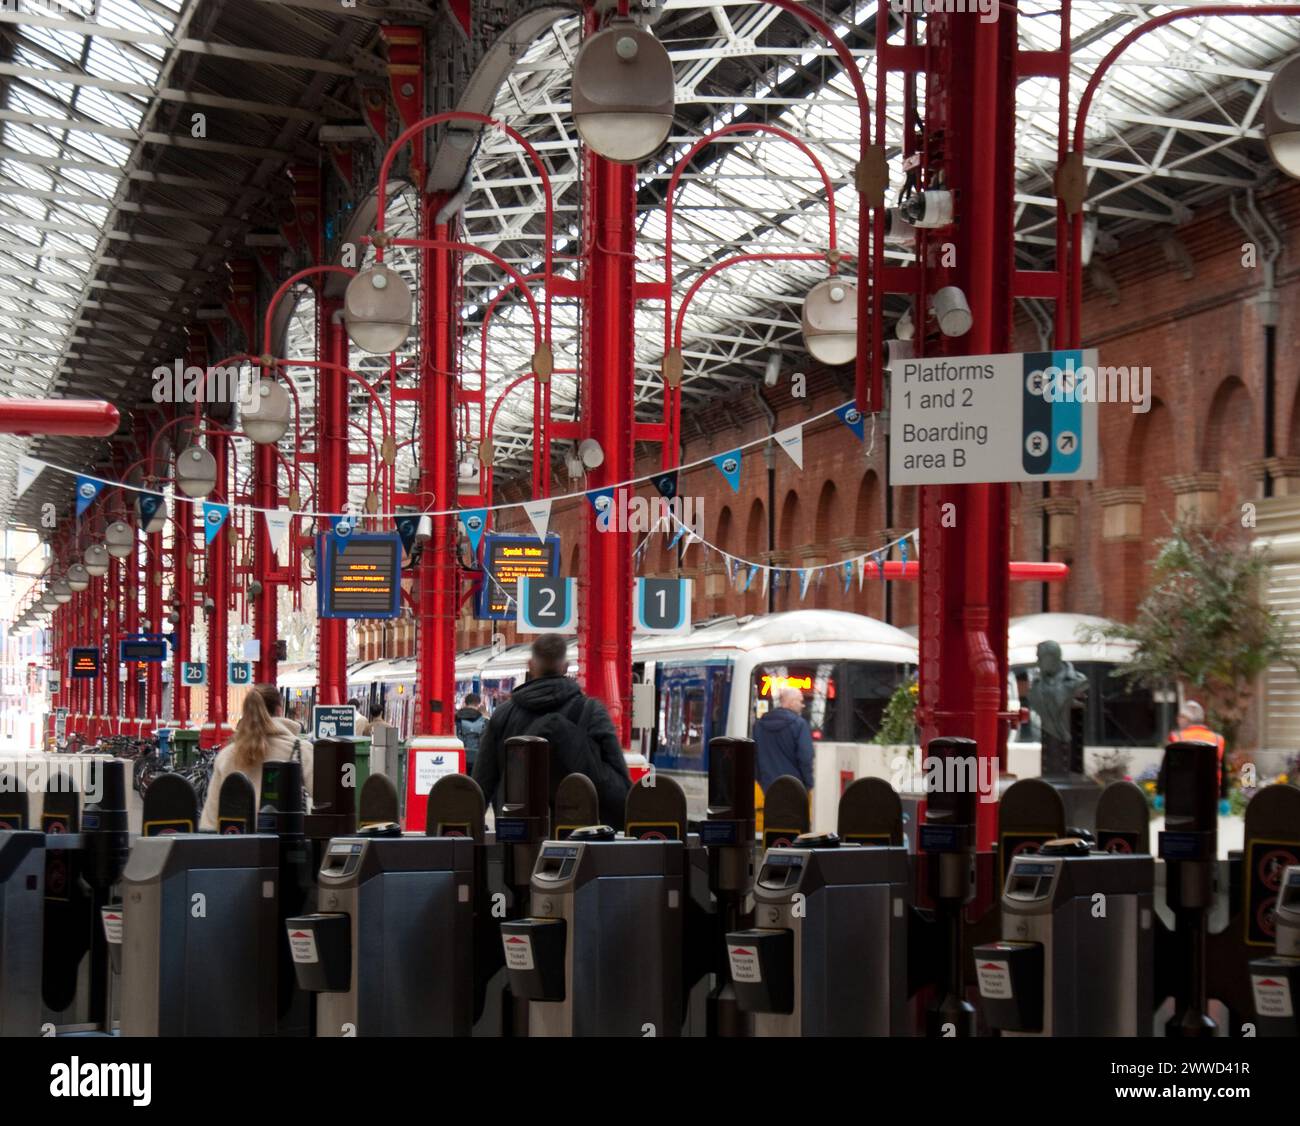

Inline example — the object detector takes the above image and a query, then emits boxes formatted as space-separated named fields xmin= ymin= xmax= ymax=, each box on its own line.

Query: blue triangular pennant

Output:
xmin=459 ymin=508 xmax=488 ymax=556
xmin=586 ymin=488 xmax=615 ymax=528
xmin=899 ymin=536 xmax=909 ymax=578
xmin=395 ymin=514 xmax=420 ymax=556
xmin=74 ymin=475 xmax=105 ymax=517
xmin=712 ymin=449 xmax=742 ymax=492
xmin=873 ymin=550 xmax=886 ymax=580
xmin=138 ymin=491 xmax=165 ymax=526
xmin=651 ymin=470 xmax=678 ymax=501
xmin=744 ymin=565 xmax=759 ymax=592
xmin=798 ymin=569 xmax=811 ymax=600
xmin=843 ymin=560 xmax=853 ymax=593
xmin=836 ymin=402 xmax=865 ymax=441
xmin=202 ymin=502 xmax=229 ymax=545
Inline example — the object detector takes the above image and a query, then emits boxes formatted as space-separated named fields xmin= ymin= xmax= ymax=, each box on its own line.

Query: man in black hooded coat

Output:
xmin=471 ymin=633 xmax=631 ymax=829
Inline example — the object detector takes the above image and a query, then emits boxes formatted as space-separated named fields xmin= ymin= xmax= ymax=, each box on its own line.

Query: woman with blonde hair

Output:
xmin=199 ymin=682 xmax=313 ymax=830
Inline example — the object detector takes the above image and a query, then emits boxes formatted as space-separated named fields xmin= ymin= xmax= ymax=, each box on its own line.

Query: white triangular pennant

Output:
xmin=264 ymin=508 xmax=292 ymax=554
xmin=774 ymin=423 xmax=804 ymax=469
xmin=858 ymin=555 xmax=866 ymax=591
xmin=524 ymin=498 xmax=552 ymax=543
xmin=16 ymin=456 xmax=43 ymax=499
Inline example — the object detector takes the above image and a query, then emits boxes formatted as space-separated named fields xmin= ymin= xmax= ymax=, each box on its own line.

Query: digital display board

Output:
xmin=318 ymin=531 xmax=402 ymax=619
xmin=476 ymin=534 xmax=561 ymax=620
xmin=119 ymin=638 xmax=169 ymax=663
xmin=68 ymin=647 xmax=101 ymax=679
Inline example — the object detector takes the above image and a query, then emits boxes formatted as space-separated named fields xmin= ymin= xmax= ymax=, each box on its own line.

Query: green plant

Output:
xmin=1081 ymin=524 xmax=1295 ymax=752
xmin=874 ymin=679 xmax=918 ymax=747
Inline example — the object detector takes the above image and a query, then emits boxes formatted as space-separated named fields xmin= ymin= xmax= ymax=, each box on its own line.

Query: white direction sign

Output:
xmin=890 ymin=350 xmax=1100 ymax=486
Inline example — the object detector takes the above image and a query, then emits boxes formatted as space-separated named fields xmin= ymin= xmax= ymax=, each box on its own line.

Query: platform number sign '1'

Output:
xmin=636 ymin=578 xmax=691 ymax=635
xmin=229 ymin=662 xmax=252 ymax=685
xmin=516 ymin=576 xmax=576 ymax=634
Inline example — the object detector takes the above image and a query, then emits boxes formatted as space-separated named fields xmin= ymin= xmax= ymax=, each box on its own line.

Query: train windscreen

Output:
xmin=750 ymin=661 xmax=910 ymax=742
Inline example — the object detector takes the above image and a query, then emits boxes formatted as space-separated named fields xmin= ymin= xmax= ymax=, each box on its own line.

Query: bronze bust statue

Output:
xmin=1027 ymin=640 xmax=1088 ymax=778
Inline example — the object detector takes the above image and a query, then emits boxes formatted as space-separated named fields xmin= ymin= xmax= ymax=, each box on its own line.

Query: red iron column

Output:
xmin=252 ymin=440 xmax=279 ymax=685
xmin=414 ymin=193 xmax=459 ymax=736
xmin=916 ymin=13 xmax=1017 ymax=860
xmin=204 ymin=433 xmax=230 ymax=746
xmin=172 ymin=497 xmax=193 ymax=726
xmin=315 ymin=298 xmax=349 ymax=707
xmin=578 ymin=152 xmax=636 ymax=743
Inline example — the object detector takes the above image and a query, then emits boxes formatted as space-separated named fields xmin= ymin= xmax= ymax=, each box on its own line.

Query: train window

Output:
xmin=841 ymin=662 xmax=910 ymax=741
xmin=710 ymin=667 xmax=730 ymax=741
xmin=751 ymin=664 xmax=838 ymax=739
xmin=682 ymin=688 xmax=706 ymax=761
xmin=1080 ymin=663 xmax=1167 ymax=747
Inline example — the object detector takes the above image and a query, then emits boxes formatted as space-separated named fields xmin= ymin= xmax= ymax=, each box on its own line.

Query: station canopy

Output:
xmin=0 ymin=0 xmax=1297 ymax=529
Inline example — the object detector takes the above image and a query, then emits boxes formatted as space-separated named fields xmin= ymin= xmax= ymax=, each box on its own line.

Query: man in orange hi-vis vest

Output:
xmin=1155 ymin=700 xmax=1230 ymax=816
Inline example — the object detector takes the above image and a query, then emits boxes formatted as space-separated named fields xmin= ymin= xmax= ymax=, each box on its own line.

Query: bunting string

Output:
xmin=659 ymin=507 xmax=919 ymax=580
xmin=18 ymin=398 xmax=869 ymax=525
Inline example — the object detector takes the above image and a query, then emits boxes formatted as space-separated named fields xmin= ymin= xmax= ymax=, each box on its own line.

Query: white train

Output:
xmin=277 ymin=609 xmax=1173 ymax=822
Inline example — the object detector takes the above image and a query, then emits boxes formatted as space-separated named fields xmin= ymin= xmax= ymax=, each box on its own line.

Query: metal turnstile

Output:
xmin=287 ymin=835 xmax=477 ymax=1036
xmin=0 ymin=831 xmax=44 ymax=1036
xmin=119 ymin=834 xmax=280 ymax=1036
xmin=974 ymin=841 xmax=1153 ymax=1036
xmin=500 ymin=827 xmax=684 ymax=1037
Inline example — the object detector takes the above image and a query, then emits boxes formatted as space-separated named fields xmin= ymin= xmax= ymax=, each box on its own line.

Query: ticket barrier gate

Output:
xmin=972 ymin=833 xmax=1154 ymax=1036
xmin=696 ymin=737 xmax=759 ymax=1037
xmin=1206 ymin=779 xmax=1300 ymax=1034
xmin=0 ymin=829 xmax=43 ymax=1036
xmin=726 ymin=777 xmax=910 ymax=1035
xmin=499 ymin=773 xmax=690 ymax=1036
xmin=119 ymin=831 xmax=280 ymax=1036
xmin=1248 ymin=863 xmax=1300 ymax=1035
xmin=285 ymin=831 xmax=477 ymax=1036
xmin=282 ymin=766 xmax=478 ymax=1037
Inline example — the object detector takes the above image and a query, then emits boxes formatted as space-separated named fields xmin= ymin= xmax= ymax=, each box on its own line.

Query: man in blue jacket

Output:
xmin=754 ymin=685 xmax=815 ymax=791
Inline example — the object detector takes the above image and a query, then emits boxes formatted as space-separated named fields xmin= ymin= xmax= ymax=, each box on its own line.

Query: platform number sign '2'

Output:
xmin=180 ymin=662 xmax=206 ymax=687
xmin=636 ymin=578 xmax=692 ymax=635
xmin=516 ymin=576 xmax=576 ymax=634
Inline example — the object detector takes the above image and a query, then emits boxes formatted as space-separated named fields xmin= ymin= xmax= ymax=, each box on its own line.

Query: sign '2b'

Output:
xmin=516 ymin=576 xmax=576 ymax=634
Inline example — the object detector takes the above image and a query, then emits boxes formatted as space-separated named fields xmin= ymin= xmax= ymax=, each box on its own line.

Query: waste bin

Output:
xmin=171 ymin=728 xmax=201 ymax=770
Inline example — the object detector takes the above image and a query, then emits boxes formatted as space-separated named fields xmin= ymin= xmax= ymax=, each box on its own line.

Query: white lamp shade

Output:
xmin=41 ymin=591 xmax=58 ymax=610
xmin=1265 ymin=53 xmax=1300 ymax=179
xmin=176 ymin=444 xmax=218 ymax=498
xmin=51 ymin=579 xmax=72 ymax=603
xmin=83 ymin=543 xmax=110 ymax=576
xmin=241 ymin=378 xmax=292 ymax=444
xmin=801 ymin=277 xmax=859 ymax=366
xmin=65 ymin=563 xmax=90 ymax=592
xmin=572 ymin=21 xmax=675 ymax=163
xmin=105 ymin=520 xmax=135 ymax=558
xmin=344 ymin=265 xmax=413 ymax=354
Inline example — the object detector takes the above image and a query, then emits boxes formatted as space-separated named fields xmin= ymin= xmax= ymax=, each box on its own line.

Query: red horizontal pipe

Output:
xmin=857 ymin=560 xmax=1067 ymax=582
xmin=0 ymin=400 xmax=119 ymax=437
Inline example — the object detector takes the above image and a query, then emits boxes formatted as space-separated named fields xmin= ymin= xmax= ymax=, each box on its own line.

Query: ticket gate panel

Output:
xmin=0 ymin=831 xmax=44 ymax=1036
xmin=736 ymin=845 xmax=909 ymax=1036
xmin=119 ymin=835 xmax=280 ymax=1036
xmin=981 ymin=853 xmax=1153 ymax=1036
xmin=309 ymin=836 xmax=476 ymax=1036
xmin=509 ymin=839 xmax=684 ymax=1037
